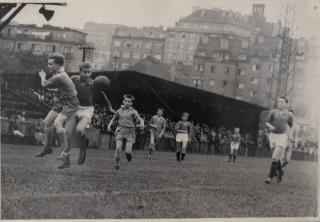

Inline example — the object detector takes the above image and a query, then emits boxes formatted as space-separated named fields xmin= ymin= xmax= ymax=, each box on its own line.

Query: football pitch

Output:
xmin=1 ymin=144 xmax=318 ymax=219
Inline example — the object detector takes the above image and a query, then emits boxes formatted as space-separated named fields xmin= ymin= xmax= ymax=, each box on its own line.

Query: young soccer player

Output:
xmin=264 ymin=97 xmax=293 ymax=184
xmin=175 ymin=112 xmax=192 ymax=163
xmin=227 ymin=127 xmax=241 ymax=162
xmin=107 ymin=94 xmax=144 ymax=170
xmin=148 ymin=108 xmax=166 ymax=160
xmin=35 ymin=53 xmax=79 ymax=162
xmin=60 ymin=63 xmax=114 ymax=169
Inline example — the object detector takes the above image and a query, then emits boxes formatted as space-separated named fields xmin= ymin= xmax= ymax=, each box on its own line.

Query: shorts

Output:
xmin=150 ymin=129 xmax=161 ymax=140
xmin=268 ymin=133 xmax=288 ymax=149
xmin=60 ymin=104 xmax=78 ymax=117
xmin=230 ymin=142 xmax=240 ymax=153
xmin=115 ymin=127 xmax=136 ymax=143
xmin=75 ymin=106 xmax=94 ymax=121
xmin=176 ymin=133 xmax=188 ymax=143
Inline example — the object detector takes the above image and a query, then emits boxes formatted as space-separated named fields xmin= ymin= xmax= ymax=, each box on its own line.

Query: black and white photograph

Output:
xmin=0 ymin=0 xmax=319 ymax=220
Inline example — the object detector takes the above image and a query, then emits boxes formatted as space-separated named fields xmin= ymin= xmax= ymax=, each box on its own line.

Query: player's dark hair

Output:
xmin=48 ymin=53 xmax=65 ymax=66
xmin=79 ymin=62 xmax=93 ymax=71
xmin=278 ymin=96 xmax=289 ymax=103
xmin=288 ymin=109 xmax=295 ymax=115
xmin=123 ymin=94 xmax=135 ymax=102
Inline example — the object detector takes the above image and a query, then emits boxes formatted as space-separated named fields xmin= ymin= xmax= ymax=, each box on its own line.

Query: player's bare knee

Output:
xmin=53 ymin=121 xmax=63 ymax=132
xmin=75 ymin=126 xmax=85 ymax=136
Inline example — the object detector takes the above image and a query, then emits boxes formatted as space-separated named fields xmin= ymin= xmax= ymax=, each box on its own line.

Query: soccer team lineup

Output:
xmin=35 ymin=52 xmax=296 ymax=185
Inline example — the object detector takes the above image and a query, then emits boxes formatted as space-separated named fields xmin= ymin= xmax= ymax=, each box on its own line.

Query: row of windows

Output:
xmin=193 ymin=79 xmax=258 ymax=96
xmin=28 ymin=44 xmax=73 ymax=54
xmin=195 ymin=64 xmax=264 ymax=74
xmin=0 ymin=42 xmax=13 ymax=48
xmin=113 ymin=51 xmax=162 ymax=60
xmin=167 ymin=42 xmax=196 ymax=51
xmin=113 ymin=40 xmax=163 ymax=50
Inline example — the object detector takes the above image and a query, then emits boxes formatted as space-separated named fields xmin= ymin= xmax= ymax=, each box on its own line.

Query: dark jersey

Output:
xmin=73 ymin=78 xmax=95 ymax=106
xmin=266 ymin=109 xmax=293 ymax=134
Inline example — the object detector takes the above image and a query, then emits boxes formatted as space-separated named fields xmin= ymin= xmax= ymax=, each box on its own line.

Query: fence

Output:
xmin=1 ymin=119 xmax=317 ymax=161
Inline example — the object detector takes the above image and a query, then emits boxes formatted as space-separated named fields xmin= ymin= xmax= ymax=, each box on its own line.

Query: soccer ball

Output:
xmin=94 ymin=76 xmax=110 ymax=90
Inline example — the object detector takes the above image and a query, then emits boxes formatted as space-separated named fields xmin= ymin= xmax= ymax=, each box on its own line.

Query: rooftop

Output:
xmin=7 ymin=23 xmax=87 ymax=35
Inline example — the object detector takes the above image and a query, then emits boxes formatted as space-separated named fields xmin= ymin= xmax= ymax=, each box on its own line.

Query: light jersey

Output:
xmin=150 ymin=115 xmax=166 ymax=132
xmin=231 ymin=133 xmax=241 ymax=143
xmin=266 ymin=109 xmax=293 ymax=134
xmin=44 ymin=68 xmax=79 ymax=107
xmin=72 ymin=78 xmax=95 ymax=106
xmin=114 ymin=106 xmax=141 ymax=128
xmin=176 ymin=121 xmax=192 ymax=134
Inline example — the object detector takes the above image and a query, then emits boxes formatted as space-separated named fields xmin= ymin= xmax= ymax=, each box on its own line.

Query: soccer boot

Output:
xmin=58 ymin=156 xmax=71 ymax=169
xmin=264 ymin=177 xmax=272 ymax=184
xmin=277 ymin=170 xmax=284 ymax=183
xmin=35 ymin=148 xmax=52 ymax=157
xmin=57 ymin=151 xmax=70 ymax=160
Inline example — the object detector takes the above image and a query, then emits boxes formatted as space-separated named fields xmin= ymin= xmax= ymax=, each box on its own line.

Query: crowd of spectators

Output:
xmin=89 ymin=105 xmax=256 ymax=154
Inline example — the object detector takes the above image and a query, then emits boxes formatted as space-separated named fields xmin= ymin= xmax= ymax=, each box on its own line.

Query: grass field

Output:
xmin=1 ymin=144 xmax=318 ymax=219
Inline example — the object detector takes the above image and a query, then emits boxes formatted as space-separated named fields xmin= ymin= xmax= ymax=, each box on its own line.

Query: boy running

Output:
xmin=227 ymin=127 xmax=241 ymax=162
xmin=107 ymin=94 xmax=144 ymax=170
xmin=265 ymin=97 xmax=293 ymax=184
xmin=175 ymin=112 xmax=192 ymax=163
xmin=148 ymin=108 xmax=166 ymax=160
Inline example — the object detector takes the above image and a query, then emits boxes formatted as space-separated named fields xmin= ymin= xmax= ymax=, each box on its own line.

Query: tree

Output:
xmin=0 ymin=49 xmax=48 ymax=74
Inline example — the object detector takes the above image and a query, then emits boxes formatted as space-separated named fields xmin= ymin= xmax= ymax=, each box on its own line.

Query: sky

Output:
xmin=3 ymin=0 xmax=320 ymax=117
xmin=5 ymin=0 xmax=320 ymax=39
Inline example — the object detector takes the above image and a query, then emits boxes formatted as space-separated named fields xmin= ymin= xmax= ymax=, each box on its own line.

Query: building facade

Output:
xmin=163 ymin=5 xmax=278 ymax=107
xmin=163 ymin=5 xmax=275 ymax=65
xmin=109 ymin=26 xmax=167 ymax=71
xmin=83 ymin=22 xmax=124 ymax=70
xmin=0 ymin=23 xmax=87 ymax=72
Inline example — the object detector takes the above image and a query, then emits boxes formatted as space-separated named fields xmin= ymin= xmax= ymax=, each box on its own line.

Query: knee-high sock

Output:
xmin=181 ymin=153 xmax=186 ymax=161
xmin=176 ymin=152 xmax=180 ymax=161
xmin=80 ymin=135 xmax=86 ymax=158
xmin=115 ymin=157 xmax=120 ymax=166
xmin=268 ymin=161 xmax=278 ymax=178
xmin=277 ymin=160 xmax=282 ymax=172
xmin=57 ymin=130 xmax=69 ymax=153
xmin=126 ymin=152 xmax=132 ymax=162
xmin=44 ymin=127 xmax=53 ymax=150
